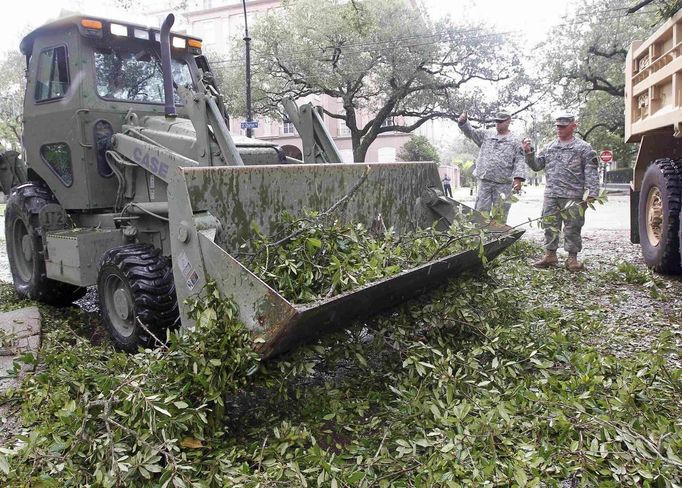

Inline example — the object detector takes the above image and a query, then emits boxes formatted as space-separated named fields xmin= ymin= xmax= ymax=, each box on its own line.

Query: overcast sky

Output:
xmin=423 ymin=0 xmax=571 ymax=45
xmin=1 ymin=0 xmax=571 ymax=55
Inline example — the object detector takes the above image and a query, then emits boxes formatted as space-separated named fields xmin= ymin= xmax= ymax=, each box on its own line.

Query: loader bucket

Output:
xmin=170 ymin=162 xmax=522 ymax=359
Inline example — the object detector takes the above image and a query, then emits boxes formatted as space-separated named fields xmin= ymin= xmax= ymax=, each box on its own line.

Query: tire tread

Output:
xmin=5 ymin=182 xmax=86 ymax=305
xmin=98 ymin=243 xmax=179 ymax=351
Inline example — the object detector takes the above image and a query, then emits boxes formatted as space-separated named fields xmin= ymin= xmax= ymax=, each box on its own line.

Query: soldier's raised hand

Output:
xmin=458 ymin=111 xmax=468 ymax=124
xmin=521 ymin=138 xmax=533 ymax=154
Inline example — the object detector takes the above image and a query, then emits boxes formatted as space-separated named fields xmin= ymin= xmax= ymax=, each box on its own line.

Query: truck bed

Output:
xmin=625 ymin=9 xmax=682 ymax=143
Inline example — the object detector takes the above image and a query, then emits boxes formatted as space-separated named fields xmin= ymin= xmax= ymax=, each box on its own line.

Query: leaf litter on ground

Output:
xmin=0 ymin=223 xmax=681 ymax=486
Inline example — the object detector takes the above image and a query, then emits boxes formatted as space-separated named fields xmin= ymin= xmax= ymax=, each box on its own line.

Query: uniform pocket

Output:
xmin=568 ymin=156 xmax=583 ymax=175
xmin=495 ymin=141 xmax=516 ymax=167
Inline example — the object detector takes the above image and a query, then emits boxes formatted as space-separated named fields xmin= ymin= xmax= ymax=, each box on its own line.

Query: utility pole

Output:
xmin=242 ymin=0 xmax=253 ymax=138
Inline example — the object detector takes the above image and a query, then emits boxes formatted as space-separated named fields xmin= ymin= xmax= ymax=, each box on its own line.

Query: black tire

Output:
xmin=638 ymin=159 xmax=682 ymax=274
xmin=5 ymin=182 xmax=86 ymax=305
xmin=97 ymin=244 xmax=179 ymax=352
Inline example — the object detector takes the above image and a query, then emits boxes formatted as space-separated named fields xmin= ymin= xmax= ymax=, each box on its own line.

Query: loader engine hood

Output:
xmin=125 ymin=116 xmax=288 ymax=166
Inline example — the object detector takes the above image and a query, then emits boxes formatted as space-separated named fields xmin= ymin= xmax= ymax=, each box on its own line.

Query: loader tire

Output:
xmin=638 ymin=159 xmax=682 ymax=274
xmin=5 ymin=182 xmax=86 ymax=306
xmin=97 ymin=244 xmax=179 ymax=352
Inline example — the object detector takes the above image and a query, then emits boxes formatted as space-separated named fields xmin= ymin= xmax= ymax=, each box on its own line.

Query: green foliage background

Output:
xmin=397 ymin=135 xmax=440 ymax=163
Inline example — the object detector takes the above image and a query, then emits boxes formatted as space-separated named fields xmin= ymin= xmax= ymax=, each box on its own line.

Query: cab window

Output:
xmin=94 ymin=46 xmax=192 ymax=104
xmin=35 ymin=46 xmax=69 ymax=101
xmin=40 ymin=143 xmax=73 ymax=186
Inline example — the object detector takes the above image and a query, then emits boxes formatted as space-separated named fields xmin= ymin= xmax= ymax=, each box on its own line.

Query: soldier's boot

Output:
xmin=532 ymin=250 xmax=558 ymax=268
xmin=565 ymin=253 xmax=584 ymax=272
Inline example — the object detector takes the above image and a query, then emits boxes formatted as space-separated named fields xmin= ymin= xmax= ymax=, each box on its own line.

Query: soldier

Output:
xmin=458 ymin=110 xmax=527 ymax=222
xmin=441 ymin=173 xmax=453 ymax=197
xmin=521 ymin=114 xmax=600 ymax=271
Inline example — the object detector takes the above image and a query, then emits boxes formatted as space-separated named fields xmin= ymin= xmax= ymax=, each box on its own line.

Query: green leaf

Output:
xmin=440 ymin=442 xmax=455 ymax=453
xmin=153 ymin=405 xmax=172 ymax=417
xmin=513 ymin=467 xmax=528 ymax=487
xmin=307 ymin=237 xmax=322 ymax=249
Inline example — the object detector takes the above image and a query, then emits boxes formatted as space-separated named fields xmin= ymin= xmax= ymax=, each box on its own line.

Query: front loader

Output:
xmin=0 ymin=14 xmax=522 ymax=358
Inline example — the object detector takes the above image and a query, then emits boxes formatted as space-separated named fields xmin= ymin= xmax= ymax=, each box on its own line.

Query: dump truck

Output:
xmin=626 ymin=9 xmax=682 ymax=274
xmin=0 ymin=13 xmax=522 ymax=358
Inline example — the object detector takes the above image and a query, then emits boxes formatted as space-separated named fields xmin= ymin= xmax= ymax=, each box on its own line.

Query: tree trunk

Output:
xmin=343 ymin=100 xmax=368 ymax=162
xmin=352 ymin=139 xmax=369 ymax=162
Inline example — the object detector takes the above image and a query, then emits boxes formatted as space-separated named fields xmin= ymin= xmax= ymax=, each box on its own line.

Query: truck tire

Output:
xmin=5 ymin=182 xmax=86 ymax=305
xmin=97 ymin=244 xmax=179 ymax=352
xmin=638 ymin=159 xmax=682 ymax=274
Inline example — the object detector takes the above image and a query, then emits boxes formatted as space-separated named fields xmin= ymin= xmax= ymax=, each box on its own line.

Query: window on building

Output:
xmin=282 ymin=118 xmax=296 ymax=134
xmin=229 ymin=12 xmax=257 ymax=40
xmin=35 ymin=46 xmax=69 ymax=102
xmin=194 ymin=19 xmax=217 ymax=47
xmin=263 ymin=118 xmax=273 ymax=136
xmin=337 ymin=112 xmax=350 ymax=136
xmin=377 ymin=147 xmax=396 ymax=162
xmin=380 ymin=117 xmax=396 ymax=128
xmin=41 ymin=143 xmax=73 ymax=186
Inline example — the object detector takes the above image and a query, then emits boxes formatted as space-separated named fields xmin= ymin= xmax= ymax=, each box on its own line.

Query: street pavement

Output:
xmin=453 ymin=184 xmax=631 ymax=231
xmin=0 ymin=185 xmax=634 ymax=284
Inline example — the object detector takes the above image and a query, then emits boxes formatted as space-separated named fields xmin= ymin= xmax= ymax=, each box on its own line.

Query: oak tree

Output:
xmin=222 ymin=0 xmax=531 ymax=162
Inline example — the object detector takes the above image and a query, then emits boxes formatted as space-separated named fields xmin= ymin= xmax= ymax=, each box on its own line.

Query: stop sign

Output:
xmin=600 ymin=150 xmax=613 ymax=164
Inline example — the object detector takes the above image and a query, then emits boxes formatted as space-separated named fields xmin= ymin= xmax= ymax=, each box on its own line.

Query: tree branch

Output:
xmin=566 ymin=73 xmax=625 ymax=97
xmin=321 ymin=109 xmax=347 ymax=120
xmin=627 ymin=0 xmax=657 ymax=13
xmin=577 ymin=122 xmax=623 ymax=141
xmin=588 ymin=45 xmax=628 ymax=59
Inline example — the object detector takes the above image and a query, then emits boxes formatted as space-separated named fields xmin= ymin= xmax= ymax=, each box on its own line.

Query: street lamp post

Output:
xmin=242 ymin=0 xmax=253 ymax=138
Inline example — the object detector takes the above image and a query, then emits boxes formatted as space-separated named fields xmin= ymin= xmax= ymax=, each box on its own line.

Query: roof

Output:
xmin=20 ymin=14 xmax=199 ymax=55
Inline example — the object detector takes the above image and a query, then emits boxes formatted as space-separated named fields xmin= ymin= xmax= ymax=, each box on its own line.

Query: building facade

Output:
xmin=176 ymin=0 xmax=436 ymax=163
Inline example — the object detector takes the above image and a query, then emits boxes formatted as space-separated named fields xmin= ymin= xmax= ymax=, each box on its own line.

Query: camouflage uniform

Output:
xmin=458 ymin=120 xmax=527 ymax=221
xmin=526 ymin=137 xmax=600 ymax=253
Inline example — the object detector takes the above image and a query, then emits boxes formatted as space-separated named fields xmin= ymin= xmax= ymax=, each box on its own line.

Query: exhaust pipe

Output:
xmin=160 ymin=14 xmax=176 ymax=118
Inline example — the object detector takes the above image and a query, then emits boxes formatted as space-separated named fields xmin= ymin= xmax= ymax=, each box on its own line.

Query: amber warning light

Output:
xmin=81 ymin=19 xmax=103 ymax=30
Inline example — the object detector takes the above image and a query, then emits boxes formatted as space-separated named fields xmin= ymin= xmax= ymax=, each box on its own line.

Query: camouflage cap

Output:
xmin=493 ymin=111 xmax=511 ymax=122
xmin=555 ymin=113 xmax=576 ymax=126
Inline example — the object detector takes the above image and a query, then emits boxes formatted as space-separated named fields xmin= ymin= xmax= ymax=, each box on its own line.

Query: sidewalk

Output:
xmin=452 ymin=185 xmax=630 ymax=231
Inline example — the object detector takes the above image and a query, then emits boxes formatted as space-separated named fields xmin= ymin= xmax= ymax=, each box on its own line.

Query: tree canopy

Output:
xmin=0 ymin=51 xmax=25 ymax=150
xmin=538 ymin=0 xmax=662 ymax=165
xmin=627 ymin=0 xmax=681 ymax=17
xmin=397 ymin=134 xmax=440 ymax=163
xmin=222 ymin=0 xmax=533 ymax=161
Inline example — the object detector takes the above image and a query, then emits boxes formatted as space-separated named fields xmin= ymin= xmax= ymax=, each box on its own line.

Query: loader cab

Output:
xmin=20 ymin=15 xmax=202 ymax=211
